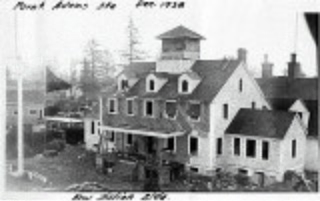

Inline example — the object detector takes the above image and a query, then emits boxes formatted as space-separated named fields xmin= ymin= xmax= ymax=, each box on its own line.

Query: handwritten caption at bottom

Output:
xmin=72 ymin=192 xmax=168 ymax=201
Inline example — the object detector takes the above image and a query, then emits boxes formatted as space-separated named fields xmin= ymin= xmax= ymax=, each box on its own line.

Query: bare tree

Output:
xmin=121 ymin=18 xmax=148 ymax=65
xmin=79 ymin=39 xmax=115 ymax=99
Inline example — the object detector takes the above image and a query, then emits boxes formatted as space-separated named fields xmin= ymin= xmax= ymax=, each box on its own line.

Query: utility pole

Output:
xmin=14 ymin=10 xmax=24 ymax=176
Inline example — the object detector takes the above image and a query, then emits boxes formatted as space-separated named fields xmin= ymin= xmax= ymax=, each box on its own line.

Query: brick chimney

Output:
xmin=288 ymin=53 xmax=301 ymax=79
xmin=262 ymin=54 xmax=273 ymax=78
xmin=238 ymin=48 xmax=247 ymax=63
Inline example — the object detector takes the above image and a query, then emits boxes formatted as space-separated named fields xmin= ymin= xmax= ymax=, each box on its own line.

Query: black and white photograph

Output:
xmin=0 ymin=0 xmax=319 ymax=199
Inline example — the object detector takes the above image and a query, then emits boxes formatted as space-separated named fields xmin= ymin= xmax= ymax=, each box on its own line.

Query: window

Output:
xmin=262 ymin=141 xmax=269 ymax=160
xmin=223 ymin=104 xmax=229 ymax=119
xmin=246 ymin=139 xmax=256 ymax=158
xmin=252 ymin=101 xmax=256 ymax=109
xmin=165 ymin=101 xmax=177 ymax=119
xmin=29 ymin=109 xmax=37 ymax=115
xmin=239 ymin=79 xmax=243 ymax=92
xmin=190 ymin=167 xmax=199 ymax=173
xmin=217 ymin=138 xmax=223 ymax=155
xmin=109 ymin=131 xmax=115 ymax=142
xmin=165 ymin=137 xmax=176 ymax=152
xmin=297 ymin=112 xmax=303 ymax=119
xmin=13 ymin=111 xmax=18 ymax=115
xmin=292 ymin=139 xmax=296 ymax=158
xmin=108 ymin=99 xmax=117 ymax=114
xmin=188 ymin=102 xmax=201 ymax=121
xmin=121 ymin=79 xmax=129 ymax=90
xmin=189 ymin=136 xmax=198 ymax=155
xmin=182 ymin=80 xmax=189 ymax=93
xmin=234 ymin=137 xmax=240 ymax=156
xmin=127 ymin=99 xmax=134 ymax=115
xmin=127 ymin=134 xmax=133 ymax=145
xmin=149 ymin=79 xmax=155 ymax=91
xmin=97 ymin=122 xmax=101 ymax=135
xmin=238 ymin=169 xmax=248 ymax=175
xmin=91 ymin=121 xmax=95 ymax=135
xmin=145 ymin=100 xmax=154 ymax=117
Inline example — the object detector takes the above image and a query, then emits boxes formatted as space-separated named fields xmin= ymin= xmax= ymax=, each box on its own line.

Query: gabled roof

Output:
xmin=7 ymin=89 xmax=46 ymax=105
xmin=226 ymin=109 xmax=296 ymax=139
xmin=256 ymin=77 xmax=318 ymax=100
xmin=157 ymin=25 xmax=205 ymax=40
xmin=103 ymin=109 xmax=191 ymax=135
xmin=121 ymin=59 xmax=241 ymax=102
xmin=121 ymin=62 xmax=156 ymax=78
xmin=257 ymin=77 xmax=318 ymax=137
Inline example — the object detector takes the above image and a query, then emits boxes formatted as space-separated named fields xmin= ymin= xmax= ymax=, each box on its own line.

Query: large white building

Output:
xmin=84 ymin=26 xmax=315 ymax=185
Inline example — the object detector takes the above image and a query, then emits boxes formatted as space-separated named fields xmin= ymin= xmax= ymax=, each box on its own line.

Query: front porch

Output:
xmin=96 ymin=127 xmax=187 ymax=185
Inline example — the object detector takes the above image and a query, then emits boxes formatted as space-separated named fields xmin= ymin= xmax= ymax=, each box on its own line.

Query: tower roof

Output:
xmin=157 ymin=25 xmax=205 ymax=40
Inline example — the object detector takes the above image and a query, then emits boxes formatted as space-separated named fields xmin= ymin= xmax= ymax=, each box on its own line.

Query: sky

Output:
xmin=0 ymin=0 xmax=319 ymax=80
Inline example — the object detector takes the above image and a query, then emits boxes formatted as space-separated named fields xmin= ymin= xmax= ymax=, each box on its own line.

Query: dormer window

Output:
xmin=182 ymin=80 xmax=189 ymax=93
xmin=149 ymin=79 xmax=155 ymax=92
xmin=121 ymin=79 xmax=129 ymax=90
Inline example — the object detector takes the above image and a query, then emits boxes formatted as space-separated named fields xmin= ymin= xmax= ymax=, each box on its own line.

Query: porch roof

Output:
xmin=102 ymin=111 xmax=191 ymax=138
xmin=100 ymin=125 xmax=184 ymax=138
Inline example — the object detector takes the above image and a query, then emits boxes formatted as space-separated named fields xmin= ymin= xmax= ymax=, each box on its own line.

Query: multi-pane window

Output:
xmin=127 ymin=99 xmax=134 ymax=115
xmin=189 ymin=136 xmax=198 ymax=155
xmin=182 ymin=80 xmax=189 ymax=93
xmin=246 ymin=139 xmax=256 ymax=158
xmin=108 ymin=99 xmax=117 ymax=114
xmin=165 ymin=101 xmax=177 ymax=119
xmin=234 ymin=137 xmax=240 ymax=156
xmin=292 ymin=139 xmax=296 ymax=158
xmin=223 ymin=104 xmax=229 ymax=119
xmin=262 ymin=141 xmax=269 ymax=160
xmin=145 ymin=100 xmax=154 ymax=117
xmin=217 ymin=138 xmax=223 ymax=155
xmin=188 ymin=102 xmax=201 ymax=121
